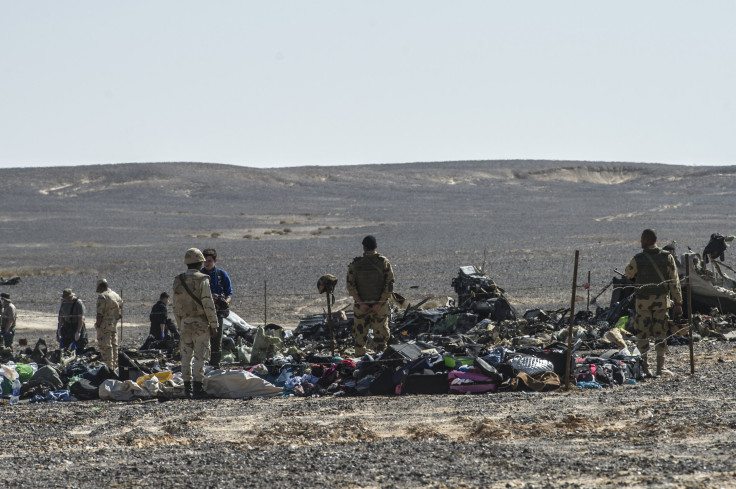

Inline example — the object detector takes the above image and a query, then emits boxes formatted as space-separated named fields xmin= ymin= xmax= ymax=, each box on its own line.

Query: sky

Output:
xmin=1 ymin=1 xmax=735 ymax=169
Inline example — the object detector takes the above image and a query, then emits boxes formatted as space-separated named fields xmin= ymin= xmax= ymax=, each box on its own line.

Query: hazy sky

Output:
xmin=1 ymin=2 xmax=734 ymax=169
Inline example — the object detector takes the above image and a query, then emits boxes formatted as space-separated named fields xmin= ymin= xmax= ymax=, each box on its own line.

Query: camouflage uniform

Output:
xmin=625 ymin=245 xmax=683 ymax=364
xmin=96 ymin=288 xmax=123 ymax=371
xmin=1 ymin=296 xmax=16 ymax=347
xmin=173 ymin=269 xmax=218 ymax=383
xmin=346 ymin=250 xmax=395 ymax=356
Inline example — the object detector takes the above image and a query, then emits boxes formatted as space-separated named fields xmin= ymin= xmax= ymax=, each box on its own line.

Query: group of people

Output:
xmin=48 ymin=247 xmax=234 ymax=398
xmin=172 ymin=238 xmax=393 ymax=398
xmin=0 ymin=229 xmax=693 ymax=388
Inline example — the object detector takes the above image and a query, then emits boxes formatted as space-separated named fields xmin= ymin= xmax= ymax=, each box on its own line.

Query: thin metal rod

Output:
xmin=564 ymin=250 xmax=580 ymax=390
xmin=586 ymin=270 xmax=591 ymax=312
xmin=264 ymin=279 xmax=267 ymax=326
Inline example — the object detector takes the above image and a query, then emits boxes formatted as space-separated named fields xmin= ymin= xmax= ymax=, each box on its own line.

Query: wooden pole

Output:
xmin=586 ymin=270 xmax=591 ymax=312
xmin=326 ymin=293 xmax=335 ymax=357
xmin=120 ymin=288 xmax=124 ymax=345
xmin=564 ymin=250 xmax=580 ymax=390
xmin=687 ymin=257 xmax=695 ymax=374
xmin=264 ymin=279 xmax=267 ymax=326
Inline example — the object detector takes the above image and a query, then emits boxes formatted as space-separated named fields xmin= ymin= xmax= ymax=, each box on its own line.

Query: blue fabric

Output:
xmin=577 ymin=381 xmax=602 ymax=389
xmin=201 ymin=266 xmax=233 ymax=297
xmin=30 ymin=390 xmax=73 ymax=403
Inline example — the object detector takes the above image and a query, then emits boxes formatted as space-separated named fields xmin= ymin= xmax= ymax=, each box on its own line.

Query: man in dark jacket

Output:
xmin=149 ymin=292 xmax=178 ymax=340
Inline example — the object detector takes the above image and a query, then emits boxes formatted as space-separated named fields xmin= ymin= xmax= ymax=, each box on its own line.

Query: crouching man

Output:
xmin=173 ymin=248 xmax=219 ymax=399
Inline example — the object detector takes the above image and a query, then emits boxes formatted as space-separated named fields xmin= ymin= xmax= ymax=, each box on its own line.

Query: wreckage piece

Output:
xmin=702 ymin=233 xmax=728 ymax=264
xmin=0 ymin=276 xmax=20 ymax=286
xmin=680 ymin=252 xmax=736 ymax=314
xmin=451 ymin=266 xmax=517 ymax=320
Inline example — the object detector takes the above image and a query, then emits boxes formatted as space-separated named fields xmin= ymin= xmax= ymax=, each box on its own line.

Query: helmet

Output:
xmin=185 ymin=248 xmax=205 ymax=265
xmin=317 ymin=274 xmax=338 ymax=294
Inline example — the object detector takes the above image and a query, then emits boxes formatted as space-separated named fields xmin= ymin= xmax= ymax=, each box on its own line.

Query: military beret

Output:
xmin=362 ymin=235 xmax=377 ymax=250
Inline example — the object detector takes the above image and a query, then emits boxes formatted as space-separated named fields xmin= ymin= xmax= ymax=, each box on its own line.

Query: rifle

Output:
xmin=590 ymin=268 xmax=622 ymax=305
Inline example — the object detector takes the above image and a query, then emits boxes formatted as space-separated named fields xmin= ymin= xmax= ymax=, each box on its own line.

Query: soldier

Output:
xmin=625 ymin=229 xmax=683 ymax=377
xmin=1 ymin=293 xmax=16 ymax=347
xmin=173 ymin=248 xmax=218 ymax=399
xmin=346 ymin=235 xmax=395 ymax=356
xmin=94 ymin=279 xmax=123 ymax=371
xmin=57 ymin=289 xmax=88 ymax=351
xmin=201 ymin=248 xmax=233 ymax=368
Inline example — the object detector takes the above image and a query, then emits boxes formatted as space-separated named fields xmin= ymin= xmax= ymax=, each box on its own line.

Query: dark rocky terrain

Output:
xmin=2 ymin=160 xmax=736 ymax=488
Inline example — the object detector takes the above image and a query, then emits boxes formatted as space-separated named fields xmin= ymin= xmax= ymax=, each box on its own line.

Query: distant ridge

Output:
xmin=2 ymin=160 xmax=735 ymax=198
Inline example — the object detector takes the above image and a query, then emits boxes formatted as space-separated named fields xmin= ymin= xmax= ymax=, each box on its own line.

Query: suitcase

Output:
xmin=383 ymin=342 xmax=423 ymax=361
xmin=403 ymin=370 xmax=449 ymax=395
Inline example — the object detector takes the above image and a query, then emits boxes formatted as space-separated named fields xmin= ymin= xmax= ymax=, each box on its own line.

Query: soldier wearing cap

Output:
xmin=346 ymin=235 xmax=395 ymax=356
xmin=57 ymin=289 xmax=88 ymax=351
xmin=625 ymin=229 xmax=683 ymax=377
xmin=173 ymin=248 xmax=218 ymax=398
xmin=95 ymin=279 xmax=123 ymax=371
xmin=1 ymin=293 xmax=16 ymax=347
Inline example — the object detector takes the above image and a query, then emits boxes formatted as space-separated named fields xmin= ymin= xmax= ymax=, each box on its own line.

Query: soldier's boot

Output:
xmin=641 ymin=355 xmax=655 ymax=378
xmin=192 ymin=381 xmax=211 ymax=399
xmin=183 ymin=381 xmax=193 ymax=399
xmin=656 ymin=355 xmax=674 ymax=377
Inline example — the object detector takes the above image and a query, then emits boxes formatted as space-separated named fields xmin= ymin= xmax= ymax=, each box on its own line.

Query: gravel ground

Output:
xmin=1 ymin=342 xmax=735 ymax=489
xmin=2 ymin=160 xmax=736 ymax=488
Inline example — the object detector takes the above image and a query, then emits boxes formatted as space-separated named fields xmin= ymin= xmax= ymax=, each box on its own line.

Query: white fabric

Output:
xmin=99 ymin=379 xmax=147 ymax=401
xmin=203 ymin=369 xmax=281 ymax=398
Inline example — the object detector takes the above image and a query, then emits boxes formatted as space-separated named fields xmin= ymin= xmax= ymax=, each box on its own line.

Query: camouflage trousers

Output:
xmin=96 ymin=321 xmax=118 ymax=371
xmin=633 ymin=295 xmax=669 ymax=357
xmin=181 ymin=319 xmax=212 ymax=382
xmin=352 ymin=302 xmax=390 ymax=356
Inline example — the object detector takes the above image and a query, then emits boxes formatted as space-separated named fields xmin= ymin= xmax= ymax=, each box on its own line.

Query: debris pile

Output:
xmin=2 ymin=265 xmax=736 ymax=403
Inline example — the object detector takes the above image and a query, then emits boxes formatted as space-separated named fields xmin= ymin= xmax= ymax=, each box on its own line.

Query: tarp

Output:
xmin=203 ymin=369 xmax=281 ymax=398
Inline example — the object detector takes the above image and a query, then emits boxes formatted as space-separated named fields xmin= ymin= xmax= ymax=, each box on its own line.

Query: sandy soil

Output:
xmin=2 ymin=342 xmax=735 ymax=488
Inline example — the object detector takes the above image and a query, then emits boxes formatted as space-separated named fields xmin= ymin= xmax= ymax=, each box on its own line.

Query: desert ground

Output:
xmin=1 ymin=160 xmax=736 ymax=488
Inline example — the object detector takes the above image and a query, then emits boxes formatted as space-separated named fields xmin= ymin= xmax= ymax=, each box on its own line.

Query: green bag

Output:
xmin=15 ymin=363 xmax=34 ymax=383
xmin=615 ymin=316 xmax=629 ymax=329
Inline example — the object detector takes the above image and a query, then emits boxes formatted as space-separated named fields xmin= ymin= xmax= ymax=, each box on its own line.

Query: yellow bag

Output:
xmin=136 ymin=371 xmax=173 ymax=385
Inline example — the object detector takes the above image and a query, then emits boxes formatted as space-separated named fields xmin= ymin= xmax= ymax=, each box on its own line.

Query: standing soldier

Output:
xmin=201 ymin=248 xmax=233 ymax=368
xmin=95 ymin=279 xmax=123 ymax=371
xmin=625 ymin=229 xmax=683 ymax=377
xmin=1 ymin=293 xmax=17 ymax=347
xmin=173 ymin=248 xmax=218 ymax=399
xmin=346 ymin=235 xmax=395 ymax=356
xmin=58 ymin=289 xmax=88 ymax=351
